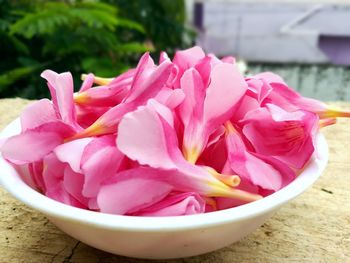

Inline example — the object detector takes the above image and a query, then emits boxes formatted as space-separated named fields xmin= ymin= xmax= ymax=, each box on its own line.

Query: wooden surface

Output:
xmin=0 ymin=98 xmax=349 ymax=263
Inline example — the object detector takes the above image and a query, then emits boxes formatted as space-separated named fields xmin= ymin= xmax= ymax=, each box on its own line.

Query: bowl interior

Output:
xmin=0 ymin=118 xmax=329 ymax=231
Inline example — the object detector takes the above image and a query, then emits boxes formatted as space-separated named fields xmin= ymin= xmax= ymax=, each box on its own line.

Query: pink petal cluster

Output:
xmin=1 ymin=46 xmax=348 ymax=216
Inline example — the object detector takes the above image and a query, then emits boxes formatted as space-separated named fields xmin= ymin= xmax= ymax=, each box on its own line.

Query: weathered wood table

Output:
xmin=0 ymin=98 xmax=349 ymax=263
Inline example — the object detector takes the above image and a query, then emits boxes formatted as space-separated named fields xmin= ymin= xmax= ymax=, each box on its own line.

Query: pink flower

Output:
xmin=134 ymin=192 xmax=206 ymax=216
xmin=251 ymin=72 xmax=350 ymax=119
xmin=224 ymin=121 xmax=295 ymax=191
xmin=74 ymin=69 xmax=135 ymax=107
xmin=177 ymin=57 xmax=247 ymax=163
xmin=71 ymin=53 xmax=174 ymax=139
xmin=240 ymin=104 xmax=318 ymax=169
xmin=116 ymin=100 xmax=262 ymax=203
xmin=2 ymin=46 xmax=345 ymax=217
xmin=1 ymin=71 xmax=79 ymax=163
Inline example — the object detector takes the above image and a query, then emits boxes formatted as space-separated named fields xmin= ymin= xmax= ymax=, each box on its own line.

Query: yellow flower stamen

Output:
xmin=207 ymin=167 xmax=240 ymax=187
xmin=66 ymin=121 xmax=106 ymax=142
xmin=183 ymin=147 xmax=200 ymax=164
xmin=319 ymin=106 xmax=350 ymax=119
xmin=224 ymin=121 xmax=237 ymax=134
xmin=73 ymin=92 xmax=90 ymax=105
xmin=81 ymin=74 xmax=113 ymax=86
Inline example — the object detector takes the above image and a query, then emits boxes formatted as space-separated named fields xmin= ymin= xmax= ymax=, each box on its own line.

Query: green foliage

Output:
xmin=112 ymin=0 xmax=194 ymax=55
xmin=0 ymin=0 xmax=192 ymax=99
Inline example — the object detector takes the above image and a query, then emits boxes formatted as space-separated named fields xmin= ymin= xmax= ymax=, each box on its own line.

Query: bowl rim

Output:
xmin=0 ymin=118 xmax=328 ymax=232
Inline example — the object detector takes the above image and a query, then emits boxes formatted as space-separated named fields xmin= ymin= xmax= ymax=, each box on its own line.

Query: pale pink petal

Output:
xmin=80 ymin=135 xmax=116 ymax=164
xmin=117 ymin=103 xmax=177 ymax=170
xmin=46 ymin=181 xmax=86 ymax=209
xmin=43 ymin=153 xmax=66 ymax=188
xmin=179 ymin=68 xmax=206 ymax=125
xmin=43 ymin=153 xmax=86 ymax=209
xmin=79 ymin=73 xmax=95 ymax=92
xmin=2 ymin=132 xmax=61 ymax=164
xmin=124 ymin=53 xmax=172 ymax=104
xmin=135 ymin=192 xmax=205 ymax=216
xmin=231 ymin=94 xmax=260 ymax=122
xmin=253 ymin=72 xmax=287 ymax=85
xmin=172 ymin=46 xmax=206 ymax=88
xmin=117 ymin=104 xmax=262 ymax=202
xmin=241 ymin=105 xmax=318 ymax=169
xmin=159 ymin=51 xmax=169 ymax=63
xmin=63 ymin=166 xmax=89 ymax=206
xmin=72 ymin=56 xmax=173 ymax=138
xmin=194 ymin=56 xmax=212 ymax=88
xmin=246 ymin=78 xmax=272 ymax=103
xmin=204 ymin=63 xmax=247 ymax=126
xmin=173 ymin=46 xmax=205 ymax=71
xmin=75 ymin=71 xmax=133 ymax=107
xmin=1 ymin=122 xmax=75 ymax=164
xmin=20 ymin=99 xmax=58 ymax=131
xmin=75 ymin=84 xmax=129 ymax=107
xmin=40 ymin=69 xmax=58 ymax=108
xmin=82 ymin=145 xmax=124 ymax=198
xmin=226 ymin=131 xmax=285 ymax=191
xmin=54 ymin=72 xmax=77 ymax=128
xmin=154 ymin=88 xmax=185 ymax=109
xmin=54 ymin=138 xmax=93 ymax=173
xmin=97 ymin=169 xmax=173 ymax=215
xmin=266 ymin=82 xmax=326 ymax=113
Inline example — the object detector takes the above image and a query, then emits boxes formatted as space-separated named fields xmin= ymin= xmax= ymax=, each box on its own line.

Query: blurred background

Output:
xmin=1 ymin=0 xmax=349 ymax=101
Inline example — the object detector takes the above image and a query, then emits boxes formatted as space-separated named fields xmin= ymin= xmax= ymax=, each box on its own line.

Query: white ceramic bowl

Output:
xmin=0 ymin=119 xmax=328 ymax=259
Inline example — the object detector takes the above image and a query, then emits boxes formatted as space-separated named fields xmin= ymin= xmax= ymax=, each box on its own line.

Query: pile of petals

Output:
xmin=1 ymin=46 xmax=349 ymax=216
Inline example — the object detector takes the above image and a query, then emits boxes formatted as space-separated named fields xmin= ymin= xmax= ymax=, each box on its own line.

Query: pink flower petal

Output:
xmin=179 ymin=68 xmax=206 ymax=125
xmin=79 ymin=73 xmax=95 ymax=92
xmin=241 ymin=104 xmax=318 ymax=169
xmin=154 ymin=88 xmax=185 ymax=109
xmin=41 ymin=70 xmax=78 ymax=128
xmin=124 ymin=53 xmax=173 ymax=104
xmin=1 ymin=123 xmax=73 ymax=164
xmin=43 ymin=153 xmax=86 ymax=209
xmin=12 ymin=163 xmax=38 ymax=190
xmin=204 ymin=63 xmax=247 ymax=126
xmin=54 ymin=138 xmax=93 ymax=173
xmin=63 ymin=166 xmax=89 ymax=206
xmin=226 ymin=127 xmax=290 ymax=191
xmin=71 ymin=55 xmax=173 ymax=138
xmin=81 ymin=145 xmax=124 ymax=198
xmin=135 ymin=192 xmax=205 ymax=216
xmin=117 ymin=102 xmax=262 ymax=202
xmin=253 ymin=72 xmax=287 ymax=85
xmin=75 ymin=104 xmax=110 ymax=128
xmin=117 ymin=102 xmax=178 ymax=170
xmin=172 ymin=46 xmax=205 ymax=88
xmin=54 ymin=72 xmax=77 ymax=128
xmin=40 ymin=70 xmax=58 ymax=109
xmin=97 ymin=168 xmax=173 ymax=215
xmin=29 ymin=161 xmax=45 ymax=192
xmin=20 ymin=99 xmax=58 ymax=131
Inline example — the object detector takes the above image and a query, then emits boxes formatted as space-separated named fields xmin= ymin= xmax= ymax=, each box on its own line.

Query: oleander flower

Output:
xmin=1 ymin=46 xmax=349 ymax=216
